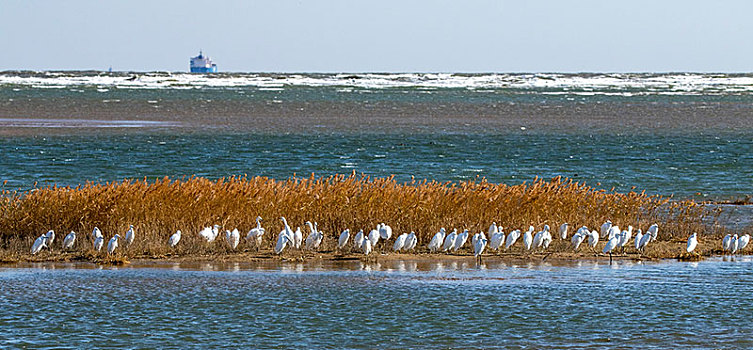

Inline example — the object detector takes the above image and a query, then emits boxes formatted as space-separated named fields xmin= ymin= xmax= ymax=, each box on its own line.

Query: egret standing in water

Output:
xmin=686 ymin=233 xmax=698 ymax=254
xmin=474 ymin=237 xmax=487 ymax=263
xmin=603 ymin=234 xmax=619 ymax=263
xmin=168 ymin=230 xmax=182 ymax=248
xmin=362 ymin=237 xmax=373 ymax=255
xmin=368 ymin=227 xmax=380 ymax=248
xmin=738 ymin=234 xmax=750 ymax=252
xmin=107 ymin=234 xmax=120 ymax=255
xmin=730 ymin=234 xmax=739 ymax=254
xmin=63 ymin=231 xmax=76 ymax=250
xmin=722 ymin=234 xmax=732 ymax=253
xmin=559 ymin=223 xmax=568 ymax=240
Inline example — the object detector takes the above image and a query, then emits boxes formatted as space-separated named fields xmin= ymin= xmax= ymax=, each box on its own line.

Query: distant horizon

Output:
xmin=2 ymin=69 xmax=752 ymax=74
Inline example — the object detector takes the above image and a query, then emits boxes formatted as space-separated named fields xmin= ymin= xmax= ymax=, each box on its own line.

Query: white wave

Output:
xmin=1 ymin=72 xmax=753 ymax=94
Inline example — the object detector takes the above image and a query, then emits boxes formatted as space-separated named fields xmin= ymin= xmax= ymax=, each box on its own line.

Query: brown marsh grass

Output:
xmin=0 ymin=173 xmax=725 ymax=262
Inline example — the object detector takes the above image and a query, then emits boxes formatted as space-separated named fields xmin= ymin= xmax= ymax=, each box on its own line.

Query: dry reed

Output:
xmin=0 ymin=173 xmax=719 ymax=260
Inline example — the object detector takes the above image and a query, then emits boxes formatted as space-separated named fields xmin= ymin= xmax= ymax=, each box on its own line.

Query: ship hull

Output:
xmin=190 ymin=66 xmax=218 ymax=73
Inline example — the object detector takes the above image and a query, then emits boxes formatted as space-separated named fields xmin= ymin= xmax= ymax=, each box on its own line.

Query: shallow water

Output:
xmin=2 ymin=257 xmax=752 ymax=349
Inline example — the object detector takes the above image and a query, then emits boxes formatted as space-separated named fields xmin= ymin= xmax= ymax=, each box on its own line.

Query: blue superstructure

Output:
xmin=190 ymin=51 xmax=218 ymax=73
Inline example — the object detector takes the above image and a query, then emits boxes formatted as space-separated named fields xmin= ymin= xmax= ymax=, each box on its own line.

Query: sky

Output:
xmin=1 ymin=0 xmax=752 ymax=72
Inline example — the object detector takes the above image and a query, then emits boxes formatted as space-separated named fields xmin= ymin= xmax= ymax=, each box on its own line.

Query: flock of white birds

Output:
xmin=28 ymin=217 xmax=750 ymax=258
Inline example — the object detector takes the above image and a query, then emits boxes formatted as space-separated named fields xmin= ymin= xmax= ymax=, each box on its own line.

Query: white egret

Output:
xmin=393 ymin=233 xmax=408 ymax=252
xmin=600 ymin=220 xmax=612 ymax=239
xmin=293 ymin=227 xmax=303 ymax=249
xmin=571 ymin=232 xmax=585 ymax=251
xmin=453 ymin=229 xmax=469 ymax=251
xmin=442 ymin=229 xmax=458 ymax=252
xmin=353 ymin=229 xmax=365 ymax=249
xmin=93 ymin=234 xmax=104 ymax=252
xmin=541 ymin=229 xmax=552 ymax=250
xmin=722 ymin=234 xmax=732 ymax=253
xmin=474 ymin=237 xmax=487 ymax=260
xmin=523 ymin=227 xmax=533 ymax=251
xmin=379 ymin=223 xmax=393 ymax=240
xmin=587 ymin=230 xmax=599 ymax=251
xmin=30 ymin=234 xmax=47 ymax=255
xmin=686 ymin=233 xmax=698 ymax=253
xmin=92 ymin=227 xmax=103 ymax=239
xmin=45 ymin=230 xmax=55 ymax=248
xmin=603 ymin=234 xmax=619 ymax=263
xmin=738 ymin=234 xmax=750 ymax=252
xmin=617 ymin=226 xmax=632 ymax=253
xmin=488 ymin=222 xmax=498 ymax=236
xmin=225 ymin=228 xmax=240 ymax=250
xmin=559 ymin=223 xmax=568 ymax=240
xmin=637 ymin=230 xmax=651 ymax=253
xmin=246 ymin=217 xmax=265 ymax=249
xmin=607 ymin=225 xmax=621 ymax=240
xmin=362 ymin=238 xmax=372 ymax=255
xmin=63 ymin=231 xmax=76 ymax=250
xmin=533 ymin=225 xmax=551 ymax=249
xmin=428 ymin=228 xmax=446 ymax=252
xmin=125 ymin=225 xmax=135 ymax=246
xmin=647 ymin=223 xmax=659 ymax=241
xmin=505 ymin=229 xmax=521 ymax=250
xmin=168 ymin=230 xmax=182 ymax=248
xmin=730 ymin=234 xmax=739 ymax=254
xmin=305 ymin=221 xmax=319 ymax=250
xmin=338 ymin=229 xmax=350 ymax=249
xmin=275 ymin=231 xmax=292 ymax=255
xmin=313 ymin=222 xmax=324 ymax=249
xmin=472 ymin=232 xmax=481 ymax=247
xmin=107 ymin=234 xmax=120 ymax=255
xmin=368 ymin=228 xmax=380 ymax=248
xmin=199 ymin=225 xmax=220 ymax=243
xmin=489 ymin=230 xmax=505 ymax=251
xmin=404 ymin=232 xmax=417 ymax=251
xmin=634 ymin=229 xmax=644 ymax=251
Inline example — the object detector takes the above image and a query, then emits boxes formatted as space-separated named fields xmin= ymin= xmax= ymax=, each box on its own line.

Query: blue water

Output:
xmin=0 ymin=73 xmax=752 ymax=202
xmin=1 ymin=258 xmax=752 ymax=349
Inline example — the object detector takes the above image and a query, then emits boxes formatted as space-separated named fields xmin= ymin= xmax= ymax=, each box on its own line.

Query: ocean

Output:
xmin=1 ymin=71 xmax=752 ymax=201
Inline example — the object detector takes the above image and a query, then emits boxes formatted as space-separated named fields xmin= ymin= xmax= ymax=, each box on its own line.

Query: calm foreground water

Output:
xmin=1 ymin=258 xmax=752 ymax=349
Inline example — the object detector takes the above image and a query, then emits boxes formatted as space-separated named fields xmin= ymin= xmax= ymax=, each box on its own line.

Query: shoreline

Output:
xmin=1 ymin=237 xmax=737 ymax=267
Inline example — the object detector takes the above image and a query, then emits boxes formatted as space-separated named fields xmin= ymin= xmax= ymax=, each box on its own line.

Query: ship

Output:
xmin=190 ymin=50 xmax=218 ymax=73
